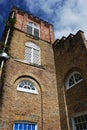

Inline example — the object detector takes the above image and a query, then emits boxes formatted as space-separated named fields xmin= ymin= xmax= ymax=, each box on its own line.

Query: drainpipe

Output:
xmin=0 ymin=11 xmax=15 ymax=75
xmin=63 ymin=86 xmax=70 ymax=130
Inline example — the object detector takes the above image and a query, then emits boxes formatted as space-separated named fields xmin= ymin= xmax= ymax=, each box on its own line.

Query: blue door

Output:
xmin=14 ymin=123 xmax=37 ymax=130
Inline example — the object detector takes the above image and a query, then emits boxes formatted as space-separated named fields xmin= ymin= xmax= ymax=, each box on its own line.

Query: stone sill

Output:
xmin=13 ymin=58 xmax=46 ymax=70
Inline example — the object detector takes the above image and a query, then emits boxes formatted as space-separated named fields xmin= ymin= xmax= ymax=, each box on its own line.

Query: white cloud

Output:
xmin=55 ymin=28 xmax=73 ymax=39
xmin=54 ymin=0 xmax=87 ymax=39
xmin=24 ymin=0 xmax=87 ymax=39
xmin=39 ymin=0 xmax=61 ymax=14
xmin=24 ymin=0 xmax=60 ymax=14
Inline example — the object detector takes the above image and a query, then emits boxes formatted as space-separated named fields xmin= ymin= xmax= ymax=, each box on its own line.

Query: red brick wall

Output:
xmin=13 ymin=8 xmax=55 ymax=43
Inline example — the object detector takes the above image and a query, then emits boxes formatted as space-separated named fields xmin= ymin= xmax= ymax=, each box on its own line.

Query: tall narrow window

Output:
xmin=27 ymin=22 xmax=40 ymax=37
xmin=24 ymin=42 xmax=40 ymax=65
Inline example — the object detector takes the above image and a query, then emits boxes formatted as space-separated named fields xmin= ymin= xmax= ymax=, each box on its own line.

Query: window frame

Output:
xmin=17 ymin=80 xmax=38 ymax=94
xmin=24 ymin=42 xmax=41 ymax=65
xmin=66 ymin=71 xmax=83 ymax=89
xmin=72 ymin=113 xmax=87 ymax=130
xmin=27 ymin=22 xmax=40 ymax=37
xmin=13 ymin=122 xmax=37 ymax=130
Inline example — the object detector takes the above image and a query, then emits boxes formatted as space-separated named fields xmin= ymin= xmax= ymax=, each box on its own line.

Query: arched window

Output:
xmin=27 ymin=22 xmax=40 ymax=37
xmin=66 ymin=72 xmax=83 ymax=89
xmin=17 ymin=80 xmax=38 ymax=94
xmin=24 ymin=42 xmax=40 ymax=65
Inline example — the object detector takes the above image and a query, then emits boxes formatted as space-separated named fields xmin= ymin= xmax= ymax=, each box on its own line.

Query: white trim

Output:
xmin=17 ymin=87 xmax=38 ymax=94
xmin=17 ymin=80 xmax=38 ymax=94
xmin=72 ymin=118 xmax=76 ymax=130
xmin=25 ymin=42 xmax=40 ymax=50
xmin=13 ymin=59 xmax=41 ymax=67
xmin=73 ymin=111 xmax=87 ymax=117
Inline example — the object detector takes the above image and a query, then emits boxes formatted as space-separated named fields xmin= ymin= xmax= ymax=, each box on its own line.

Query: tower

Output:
xmin=0 ymin=7 xmax=60 ymax=130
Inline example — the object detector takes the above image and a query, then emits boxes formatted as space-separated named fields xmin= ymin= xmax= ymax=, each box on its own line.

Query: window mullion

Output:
xmin=31 ymin=124 xmax=32 ymax=130
xmin=27 ymin=124 xmax=28 ymax=130
xmin=18 ymin=124 xmax=19 ymax=130
xmin=39 ymin=50 xmax=40 ymax=65
xmin=31 ymin=48 xmax=33 ymax=63
xmin=32 ymin=24 xmax=34 ymax=35
xmin=73 ymin=74 xmax=76 ymax=84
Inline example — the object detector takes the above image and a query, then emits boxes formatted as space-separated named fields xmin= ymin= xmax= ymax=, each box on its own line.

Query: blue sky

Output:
xmin=0 ymin=0 xmax=87 ymax=39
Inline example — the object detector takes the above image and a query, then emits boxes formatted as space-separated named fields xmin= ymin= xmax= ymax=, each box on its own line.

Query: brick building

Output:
xmin=0 ymin=7 xmax=87 ymax=130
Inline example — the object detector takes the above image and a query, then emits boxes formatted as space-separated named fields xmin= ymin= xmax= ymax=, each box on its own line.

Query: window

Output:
xmin=66 ymin=72 xmax=83 ymax=89
xmin=17 ymin=80 xmax=38 ymax=94
xmin=24 ymin=42 xmax=40 ymax=65
xmin=72 ymin=114 xmax=87 ymax=130
xmin=27 ymin=22 xmax=40 ymax=37
xmin=14 ymin=122 xmax=37 ymax=130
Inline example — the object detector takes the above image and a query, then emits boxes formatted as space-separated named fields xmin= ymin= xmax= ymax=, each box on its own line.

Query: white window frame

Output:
xmin=24 ymin=42 xmax=41 ymax=65
xmin=66 ymin=72 xmax=83 ymax=89
xmin=27 ymin=22 xmax=40 ymax=37
xmin=13 ymin=122 xmax=37 ymax=130
xmin=17 ymin=80 xmax=38 ymax=94
xmin=72 ymin=113 xmax=87 ymax=130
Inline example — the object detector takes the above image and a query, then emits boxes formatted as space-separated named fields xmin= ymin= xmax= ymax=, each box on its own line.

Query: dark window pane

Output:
xmin=69 ymin=76 xmax=74 ymax=86
xmin=79 ymin=123 xmax=83 ymax=130
xmin=28 ymin=87 xmax=30 ymax=89
xmin=28 ymin=124 xmax=31 ymax=130
xmin=32 ymin=124 xmax=35 ymax=130
xmin=85 ymin=114 xmax=87 ymax=120
xmin=77 ymin=116 xmax=81 ymax=123
xmin=32 ymin=87 xmax=35 ymax=90
xmin=24 ymin=124 xmax=27 ymax=130
xmin=27 ymin=25 xmax=32 ymax=35
xmin=74 ymin=117 xmax=78 ymax=123
xmin=76 ymin=124 xmax=80 ymax=130
xmin=74 ymin=73 xmax=82 ymax=82
xmin=34 ymin=28 xmax=39 ymax=37
xmin=19 ymin=85 xmax=22 ymax=88
xmin=24 ymin=85 xmax=27 ymax=88
xmin=19 ymin=123 xmax=23 ymax=130
xmin=14 ymin=123 xmax=18 ymax=130
xmin=83 ymin=123 xmax=87 ymax=129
